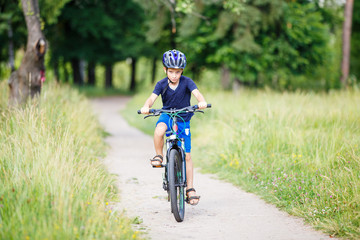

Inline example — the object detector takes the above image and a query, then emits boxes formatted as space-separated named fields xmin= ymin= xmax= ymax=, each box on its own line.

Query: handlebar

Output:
xmin=137 ymin=104 xmax=211 ymax=115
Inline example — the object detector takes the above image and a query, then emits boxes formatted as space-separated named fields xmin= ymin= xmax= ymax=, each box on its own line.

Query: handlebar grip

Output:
xmin=138 ymin=109 xmax=156 ymax=114
xmin=194 ymin=104 xmax=212 ymax=109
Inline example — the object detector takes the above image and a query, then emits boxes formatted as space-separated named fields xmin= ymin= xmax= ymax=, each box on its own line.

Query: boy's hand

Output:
xmin=198 ymin=101 xmax=207 ymax=109
xmin=140 ymin=106 xmax=150 ymax=114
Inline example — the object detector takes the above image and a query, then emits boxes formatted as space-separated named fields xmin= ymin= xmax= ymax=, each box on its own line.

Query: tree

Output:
xmin=48 ymin=0 xmax=146 ymax=89
xmin=350 ymin=0 xmax=359 ymax=80
xmin=177 ymin=0 xmax=332 ymax=90
xmin=340 ymin=0 xmax=354 ymax=86
xmin=100 ymin=0 xmax=147 ymax=90
xmin=5 ymin=0 xmax=70 ymax=105
xmin=47 ymin=0 xmax=108 ymax=85
xmin=134 ymin=0 xmax=173 ymax=83
xmin=8 ymin=0 xmax=46 ymax=106
xmin=178 ymin=0 xmax=283 ymax=86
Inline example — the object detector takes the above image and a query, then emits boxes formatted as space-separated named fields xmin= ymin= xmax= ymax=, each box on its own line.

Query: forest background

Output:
xmin=0 ymin=0 xmax=359 ymax=92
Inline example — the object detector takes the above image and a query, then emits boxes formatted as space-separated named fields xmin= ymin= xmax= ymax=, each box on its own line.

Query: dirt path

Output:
xmin=91 ymin=97 xmax=333 ymax=240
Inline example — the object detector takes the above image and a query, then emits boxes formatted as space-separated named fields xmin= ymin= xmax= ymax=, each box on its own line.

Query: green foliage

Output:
xmin=178 ymin=0 xmax=337 ymax=90
xmin=47 ymin=0 xmax=147 ymax=65
xmin=0 ymin=81 xmax=141 ymax=239
xmin=257 ymin=2 xmax=332 ymax=89
xmin=223 ymin=0 xmax=245 ymax=15
xmin=133 ymin=0 xmax=173 ymax=60
xmin=38 ymin=0 xmax=71 ymax=24
xmin=0 ymin=0 xmax=26 ymax=77
xmin=175 ymin=0 xmax=196 ymax=14
xmin=134 ymin=0 xmax=248 ymax=71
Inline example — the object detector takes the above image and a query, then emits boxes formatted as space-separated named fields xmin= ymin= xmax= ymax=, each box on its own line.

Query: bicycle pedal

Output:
xmin=152 ymin=164 xmax=164 ymax=168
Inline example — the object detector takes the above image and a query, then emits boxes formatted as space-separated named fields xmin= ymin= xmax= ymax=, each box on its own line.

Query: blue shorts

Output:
xmin=156 ymin=114 xmax=191 ymax=153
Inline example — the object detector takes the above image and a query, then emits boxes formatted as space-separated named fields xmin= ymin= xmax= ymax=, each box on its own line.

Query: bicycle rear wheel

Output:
xmin=168 ymin=148 xmax=185 ymax=222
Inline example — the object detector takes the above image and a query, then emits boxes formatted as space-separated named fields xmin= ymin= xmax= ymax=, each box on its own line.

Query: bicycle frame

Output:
xmin=164 ymin=115 xmax=187 ymax=191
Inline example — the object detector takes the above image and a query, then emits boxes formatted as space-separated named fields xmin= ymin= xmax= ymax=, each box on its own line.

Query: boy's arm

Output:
xmin=141 ymin=93 xmax=158 ymax=114
xmin=192 ymin=89 xmax=207 ymax=109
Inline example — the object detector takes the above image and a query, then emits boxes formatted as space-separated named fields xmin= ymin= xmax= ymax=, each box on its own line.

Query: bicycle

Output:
xmin=137 ymin=104 xmax=211 ymax=222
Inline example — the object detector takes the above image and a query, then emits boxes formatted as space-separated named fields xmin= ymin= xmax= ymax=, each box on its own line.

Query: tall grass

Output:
xmin=123 ymin=87 xmax=360 ymax=239
xmin=0 ymin=81 xmax=140 ymax=240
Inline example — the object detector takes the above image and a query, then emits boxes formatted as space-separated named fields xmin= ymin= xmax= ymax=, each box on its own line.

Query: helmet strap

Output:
xmin=162 ymin=68 xmax=183 ymax=95
xmin=168 ymin=78 xmax=175 ymax=84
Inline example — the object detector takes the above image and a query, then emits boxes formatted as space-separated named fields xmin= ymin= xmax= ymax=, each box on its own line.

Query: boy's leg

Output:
xmin=152 ymin=122 xmax=167 ymax=166
xmin=185 ymin=152 xmax=200 ymax=205
xmin=178 ymin=121 xmax=199 ymax=205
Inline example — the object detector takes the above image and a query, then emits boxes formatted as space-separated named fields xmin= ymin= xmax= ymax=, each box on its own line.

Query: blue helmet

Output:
xmin=162 ymin=49 xmax=187 ymax=69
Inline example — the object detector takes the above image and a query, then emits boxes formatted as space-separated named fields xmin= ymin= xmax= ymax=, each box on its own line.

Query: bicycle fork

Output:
xmin=162 ymin=138 xmax=187 ymax=192
xmin=179 ymin=141 xmax=187 ymax=188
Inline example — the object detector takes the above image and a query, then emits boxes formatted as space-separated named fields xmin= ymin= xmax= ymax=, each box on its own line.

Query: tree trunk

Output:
xmin=105 ymin=63 xmax=113 ymax=89
xmin=80 ymin=60 xmax=85 ymax=85
xmin=233 ymin=77 xmax=241 ymax=93
xmin=63 ymin=61 xmax=69 ymax=83
xmin=130 ymin=58 xmax=137 ymax=91
xmin=254 ymin=74 xmax=259 ymax=87
xmin=221 ymin=64 xmax=231 ymax=89
xmin=71 ymin=58 xmax=83 ymax=85
xmin=341 ymin=0 xmax=354 ymax=86
xmin=8 ymin=18 xmax=15 ymax=72
xmin=191 ymin=65 xmax=200 ymax=82
xmin=151 ymin=57 xmax=157 ymax=84
xmin=8 ymin=0 xmax=46 ymax=106
xmin=53 ymin=60 xmax=59 ymax=82
xmin=87 ymin=61 xmax=96 ymax=86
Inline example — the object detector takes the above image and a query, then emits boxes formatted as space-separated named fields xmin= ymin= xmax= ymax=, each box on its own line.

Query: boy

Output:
xmin=140 ymin=49 xmax=207 ymax=206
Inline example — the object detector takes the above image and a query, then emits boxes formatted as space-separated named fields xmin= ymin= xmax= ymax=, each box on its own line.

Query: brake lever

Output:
xmin=144 ymin=111 xmax=161 ymax=119
xmin=194 ymin=110 xmax=204 ymax=114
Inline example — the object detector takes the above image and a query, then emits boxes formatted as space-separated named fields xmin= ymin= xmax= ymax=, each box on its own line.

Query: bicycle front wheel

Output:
xmin=168 ymin=148 xmax=185 ymax=222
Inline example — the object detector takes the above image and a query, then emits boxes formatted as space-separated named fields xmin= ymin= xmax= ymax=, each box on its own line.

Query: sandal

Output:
xmin=150 ymin=155 xmax=163 ymax=167
xmin=186 ymin=188 xmax=200 ymax=205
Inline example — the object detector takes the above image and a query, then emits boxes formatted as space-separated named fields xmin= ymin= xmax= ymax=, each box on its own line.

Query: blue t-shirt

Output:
xmin=153 ymin=75 xmax=198 ymax=121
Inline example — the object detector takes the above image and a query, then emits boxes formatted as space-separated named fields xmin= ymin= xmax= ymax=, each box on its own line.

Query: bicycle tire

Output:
xmin=168 ymin=148 xmax=185 ymax=222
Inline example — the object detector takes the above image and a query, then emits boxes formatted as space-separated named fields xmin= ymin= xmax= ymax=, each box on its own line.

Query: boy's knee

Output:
xmin=154 ymin=123 xmax=167 ymax=137
xmin=185 ymin=153 xmax=191 ymax=162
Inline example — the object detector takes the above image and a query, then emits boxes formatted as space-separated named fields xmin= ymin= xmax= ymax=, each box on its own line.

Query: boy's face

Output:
xmin=164 ymin=67 xmax=183 ymax=84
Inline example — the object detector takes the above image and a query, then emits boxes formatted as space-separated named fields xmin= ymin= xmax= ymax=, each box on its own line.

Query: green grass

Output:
xmin=122 ymin=87 xmax=360 ymax=239
xmin=0 ymin=81 xmax=141 ymax=240
xmin=76 ymin=85 xmax=133 ymax=98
